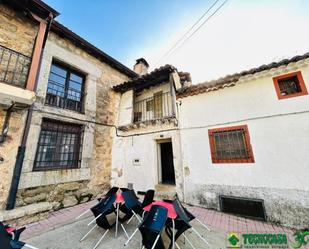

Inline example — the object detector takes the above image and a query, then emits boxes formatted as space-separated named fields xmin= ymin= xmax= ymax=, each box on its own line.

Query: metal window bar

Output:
xmin=33 ymin=119 xmax=83 ymax=171
xmin=45 ymin=63 xmax=85 ymax=112
xmin=133 ymin=92 xmax=174 ymax=123
xmin=0 ymin=45 xmax=31 ymax=88
xmin=213 ymin=129 xmax=250 ymax=161
xmin=278 ymin=76 xmax=301 ymax=96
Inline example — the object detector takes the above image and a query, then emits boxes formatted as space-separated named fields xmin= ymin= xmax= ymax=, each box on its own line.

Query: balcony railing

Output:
xmin=0 ymin=45 xmax=31 ymax=88
xmin=133 ymin=92 xmax=174 ymax=123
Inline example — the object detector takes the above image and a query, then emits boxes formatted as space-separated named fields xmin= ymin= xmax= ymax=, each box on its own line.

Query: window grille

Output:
xmin=133 ymin=92 xmax=173 ymax=122
xmin=208 ymin=125 xmax=254 ymax=163
xmin=34 ymin=119 xmax=83 ymax=171
xmin=277 ymin=76 xmax=301 ymax=96
xmin=45 ymin=62 xmax=85 ymax=112
xmin=273 ymin=71 xmax=308 ymax=99
xmin=0 ymin=45 xmax=31 ymax=88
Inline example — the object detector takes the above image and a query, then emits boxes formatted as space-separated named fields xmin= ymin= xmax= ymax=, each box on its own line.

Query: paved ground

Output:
xmin=17 ymin=200 xmax=307 ymax=249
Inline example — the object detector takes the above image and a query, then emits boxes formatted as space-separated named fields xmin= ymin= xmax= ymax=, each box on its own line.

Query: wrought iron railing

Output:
xmin=133 ymin=92 xmax=174 ymax=123
xmin=0 ymin=45 xmax=31 ymax=88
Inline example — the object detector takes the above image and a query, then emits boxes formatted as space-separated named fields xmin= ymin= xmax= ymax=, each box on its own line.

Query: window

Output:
xmin=273 ymin=71 xmax=308 ymax=99
xmin=133 ymin=112 xmax=142 ymax=122
xmin=208 ymin=125 xmax=254 ymax=163
xmin=153 ymin=91 xmax=163 ymax=119
xmin=146 ymin=100 xmax=153 ymax=111
xmin=34 ymin=119 xmax=83 ymax=171
xmin=45 ymin=62 xmax=85 ymax=112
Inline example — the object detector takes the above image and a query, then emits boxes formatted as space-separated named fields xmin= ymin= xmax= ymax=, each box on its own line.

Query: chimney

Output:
xmin=179 ymin=72 xmax=192 ymax=87
xmin=134 ymin=58 xmax=149 ymax=75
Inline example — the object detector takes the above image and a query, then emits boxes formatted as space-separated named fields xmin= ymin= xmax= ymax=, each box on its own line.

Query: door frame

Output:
xmin=156 ymin=138 xmax=174 ymax=184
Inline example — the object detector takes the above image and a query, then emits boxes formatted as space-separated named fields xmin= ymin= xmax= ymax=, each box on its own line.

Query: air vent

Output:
xmin=219 ymin=195 xmax=266 ymax=221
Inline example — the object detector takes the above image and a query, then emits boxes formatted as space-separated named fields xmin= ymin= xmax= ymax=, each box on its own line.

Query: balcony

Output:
xmin=0 ymin=45 xmax=35 ymax=107
xmin=0 ymin=45 xmax=31 ymax=88
xmin=133 ymin=92 xmax=174 ymax=123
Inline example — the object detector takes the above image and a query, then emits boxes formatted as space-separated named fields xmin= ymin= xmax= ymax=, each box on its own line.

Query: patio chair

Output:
xmin=120 ymin=190 xmax=144 ymax=223
xmin=127 ymin=189 xmax=155 ymax=224
xmin=120 ymin=187 xmax=130 ymax=192
xmin=76 ymin=186 xmax=119 ymax=220
xmin=165 ymin=198 xmax=211 ymax=249
xmin=80 ymin=195 xmax=116 ymax=249
xmin=180 ymin=201 xmax=211 ymax=232
xmin=124 ymin=205 xmax=168 ymax=249
xmin=98 ymin=186 xmax=119 ymax=202
xmin=0 ymin=222 xmax=39 ymax=249
xmin=141 ymin=189 xmax=155 ymax=207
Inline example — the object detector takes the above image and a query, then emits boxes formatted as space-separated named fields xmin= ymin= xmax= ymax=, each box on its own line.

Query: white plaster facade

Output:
xmin=178 ymin=60 xmax=309 ymax=229
xmin=112 ymin=77 xmax=184 ymax=197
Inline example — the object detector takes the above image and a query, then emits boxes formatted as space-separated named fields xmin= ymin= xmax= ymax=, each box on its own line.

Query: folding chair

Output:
xmin=124 ymin=205 xmax=168 ymax=249
xmin=141 ymin=189 xmax=155 ymax=207
xmin=120 ymin=190 xmax=144 ymax=223
xmin=80 ymin=195 xmax=116 ymax=249
xmin=166 ymin=198 xmax=211 ymax=249
xmin=127 ymin=189 xmax=155 ymax=225
xmin=98 ymin=186 xmax=119 ymax=201
xmin=76 ymin=186 xmax=119 ymax=220
xmin=120 ymin=187 xmax=130 ymax=192
xmin=0 ymin=222 xmax=39 ymax=249
xmin=181 ymin=203 xmax=211 ymax=232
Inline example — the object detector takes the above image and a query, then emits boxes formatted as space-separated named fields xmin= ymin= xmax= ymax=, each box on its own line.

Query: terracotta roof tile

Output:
xmin=113 ymin=65 xmax=176 ymax=92
xmin=177 ymin=52 xmax=309 ymax=98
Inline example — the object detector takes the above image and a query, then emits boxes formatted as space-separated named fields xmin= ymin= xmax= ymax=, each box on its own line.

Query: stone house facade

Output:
xmin=0 ymin=0 xmax=58 ymax=217
xmin=1 ymin=0 xmax=308 ymax=231
xmin=0 ymin=1 xmax=136 ymax=224
xmin=112 ymin=65 xmax=190 ymax=200
xmin=112 ymin=55 xmax=309 ymax=229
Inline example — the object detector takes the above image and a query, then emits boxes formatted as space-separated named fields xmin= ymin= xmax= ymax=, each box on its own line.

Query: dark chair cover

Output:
xmin=165 ymin=198 xmax=192 ymax=249
xmin=119 ymin=190 xmax=143 ymax=223
xmin=141 ymin=189 xmax=155 ymax=208
xmin=0 ymin=222 xmax=26 ymax=249
xmin=98 ymin=186 xmax=119 ymax=202
xmin=139 ymin=205 xmax=168 ymax=249
xmin=91 ymin=194 xmax=116 ymax=230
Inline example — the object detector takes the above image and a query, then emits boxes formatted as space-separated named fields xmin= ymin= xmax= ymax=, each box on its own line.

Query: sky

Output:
xmin=44 ymin=0 xmax=309 ymax=84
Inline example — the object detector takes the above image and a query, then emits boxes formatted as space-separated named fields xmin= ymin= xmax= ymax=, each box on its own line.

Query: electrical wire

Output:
xmin=31 ymin=107 xmax=309 ymax=138
xmin=154 ymin=0 xmax=220 ymax=67
xmin=154 ymin=0 xmax=229 ymax=66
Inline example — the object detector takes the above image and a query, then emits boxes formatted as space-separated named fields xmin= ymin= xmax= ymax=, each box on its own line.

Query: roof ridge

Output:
xmin=178 ymin=52 xmax=309 ymax=97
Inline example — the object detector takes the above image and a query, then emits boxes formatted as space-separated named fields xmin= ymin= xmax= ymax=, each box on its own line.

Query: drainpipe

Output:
xmin=5 ymin=14 xmax=53 ymax=210
xmin=176 ymin=99 xmax=187 ymax=203
xmin=0 ymin=103 xmax=15 ymax=144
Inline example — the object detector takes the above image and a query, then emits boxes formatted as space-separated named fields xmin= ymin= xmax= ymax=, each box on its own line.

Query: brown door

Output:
xmin=154 ymin=92 xmax=163 ymax=119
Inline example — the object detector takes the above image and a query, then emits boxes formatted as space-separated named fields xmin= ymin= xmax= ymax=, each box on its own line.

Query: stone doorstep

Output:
xmin=0 ymin=202 xmax=57 ymax=221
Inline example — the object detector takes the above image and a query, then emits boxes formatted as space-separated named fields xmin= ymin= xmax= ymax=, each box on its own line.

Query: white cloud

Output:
xmin=126 ymin=0 xmax=309 ymax=84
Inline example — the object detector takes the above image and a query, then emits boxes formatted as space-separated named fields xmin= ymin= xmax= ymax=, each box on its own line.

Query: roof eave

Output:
xmin=50 ymin=21 xmax=138 ymax=78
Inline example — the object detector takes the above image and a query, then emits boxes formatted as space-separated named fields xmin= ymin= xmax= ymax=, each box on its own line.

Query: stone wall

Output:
xmin=3 ymin=31 xmax=131 ymax=222
xmin=0 ymin=109 xmax=27 ymax=209
xmin=0 ymin=3 xmax=38 ymax=210
xmin=0 ymin=4 xmax=38 ymax=56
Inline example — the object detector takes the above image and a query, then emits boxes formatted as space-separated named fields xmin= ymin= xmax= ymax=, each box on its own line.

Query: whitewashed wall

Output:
xmin=178 ymin=62 xmax=309 ymax=228
xmin=112 ymin=82 xmax=182 ymax=195
xmin=111 ymin=126 xmax=183 ymax=195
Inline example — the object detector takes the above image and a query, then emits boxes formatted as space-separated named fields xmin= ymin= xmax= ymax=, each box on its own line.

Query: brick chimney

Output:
xmin=134 ymin=58 xmax=149 ymax=75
